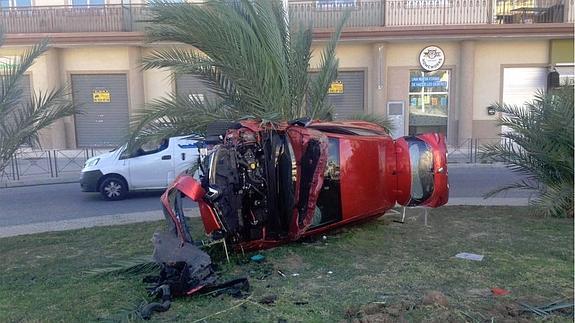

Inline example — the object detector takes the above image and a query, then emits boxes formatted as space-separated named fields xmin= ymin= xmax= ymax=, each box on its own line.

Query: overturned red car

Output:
xmin=160 ymin=119 xmax=448 ymax=251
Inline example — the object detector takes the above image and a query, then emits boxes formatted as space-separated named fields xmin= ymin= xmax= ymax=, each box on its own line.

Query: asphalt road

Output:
xmin=0 ymin=184 xmax=196 ymax=227
xmin=0 ymin=166 xmax=532 ymax=227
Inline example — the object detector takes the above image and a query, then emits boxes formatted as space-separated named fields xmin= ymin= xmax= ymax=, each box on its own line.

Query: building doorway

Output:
xmin=408 ymin=69 xmax=450 ymax=137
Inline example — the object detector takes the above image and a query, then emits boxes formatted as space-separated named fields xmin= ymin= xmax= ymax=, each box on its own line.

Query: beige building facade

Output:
xmin=0 ymin=1 xmax=573 ymax=148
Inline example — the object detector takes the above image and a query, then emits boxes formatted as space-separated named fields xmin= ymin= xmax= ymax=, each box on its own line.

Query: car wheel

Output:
xmin=99 ymin=176 xmax=128 ymax=201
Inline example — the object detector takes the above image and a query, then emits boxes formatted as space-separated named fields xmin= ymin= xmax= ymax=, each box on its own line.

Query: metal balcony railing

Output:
xmin=0 ymin=1 xmax=571 ymax=35
xmin=0 ymin=5 xmax=151 ymax=34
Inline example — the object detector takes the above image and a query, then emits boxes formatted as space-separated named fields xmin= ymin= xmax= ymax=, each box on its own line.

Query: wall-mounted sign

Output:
xmin=410 ymin=75 xmax=448 ymax=89
xmin=92 ymin=90 xmax=110 ymax=103
xmin=419 ymin=46 xmax=445 ymax=72
xmin=328 ymin=80 xmax=344 ymax=94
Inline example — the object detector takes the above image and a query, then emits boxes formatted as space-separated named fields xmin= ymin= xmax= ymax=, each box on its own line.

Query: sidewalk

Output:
xmin=0 ymin=198 xmax=529 ymax=239
xmin=1 ymin=174 xmax=78 ymax=188
xmin=0 ymin=208 xmax=201 ymax=238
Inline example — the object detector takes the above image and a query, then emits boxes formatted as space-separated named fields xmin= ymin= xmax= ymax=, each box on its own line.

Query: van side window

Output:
xmin=133 ymin=139 xmax=169 ymax=158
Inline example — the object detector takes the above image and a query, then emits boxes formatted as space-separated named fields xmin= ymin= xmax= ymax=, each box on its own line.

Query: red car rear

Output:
xmin=161 ymin=120 xmax=448 ymax=251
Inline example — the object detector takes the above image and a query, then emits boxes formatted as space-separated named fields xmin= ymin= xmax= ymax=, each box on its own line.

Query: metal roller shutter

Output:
xmin=175 ymin=74 xmax=215 ymax=102
xmin=327 ymin=71 xmax=365 ymax=119
xmin=502 ymin=67 xmax=547 ymax=136
xmin=503 ymin=68 xmax=547 ymax=106
xmin=72 ymin=74 xmax=129 ymax=147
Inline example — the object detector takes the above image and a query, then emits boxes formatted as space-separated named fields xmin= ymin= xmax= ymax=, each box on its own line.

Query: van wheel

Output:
xmin=99 ymin=176 xmax=128 ymax=201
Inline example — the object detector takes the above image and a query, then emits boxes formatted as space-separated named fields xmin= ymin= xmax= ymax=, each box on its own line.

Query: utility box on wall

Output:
xmin=387 ymin=101 xmax=405 ymax=139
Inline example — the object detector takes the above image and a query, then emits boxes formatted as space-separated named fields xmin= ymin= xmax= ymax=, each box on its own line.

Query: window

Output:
xmin=408 ymin=70 xmax=449 ymax=136
xmin=0 ymin=0 xmax=31 ymax=7
xmin=121 ymin=138 xmax=169 ymax=159
xmin=72 ymin=0 xmax=105 ymax=6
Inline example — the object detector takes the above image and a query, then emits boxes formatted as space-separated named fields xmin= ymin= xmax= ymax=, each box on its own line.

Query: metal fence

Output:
xmin=0 ymin=147 xmax=110 ymax=184
xmin=446 ymin=137 xmax=512 ymax=163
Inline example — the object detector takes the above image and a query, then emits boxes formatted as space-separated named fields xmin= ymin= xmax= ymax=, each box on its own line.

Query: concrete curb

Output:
xmin=0 ymin=198 xmax=530 ymax=238
xmin=447 ymin=162 xmax=506 ymax=168
xmin=1 ymin=177 xmax=78 ymax=189
xmin=447 ymin=197 xmax=530 ymax=206
xmin=0 ymin=208 xmax=200 ymax=238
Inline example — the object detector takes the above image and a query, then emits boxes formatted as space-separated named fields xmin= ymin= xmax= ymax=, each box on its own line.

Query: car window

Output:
xmin=126 ymin=139 xmax=170 ymax=159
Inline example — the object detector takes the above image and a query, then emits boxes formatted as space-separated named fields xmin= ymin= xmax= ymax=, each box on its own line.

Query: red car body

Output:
xmin=161 ymin=120 xmax=448 ymax=251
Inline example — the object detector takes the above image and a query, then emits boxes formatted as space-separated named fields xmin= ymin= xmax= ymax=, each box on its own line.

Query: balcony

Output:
xmin=0 ymin=5 xmax=150 ymax=34
xmin=289 ymin=0 xmax=573 ymax=28
xmin=0 ymin=1 xmax=571 ymax=36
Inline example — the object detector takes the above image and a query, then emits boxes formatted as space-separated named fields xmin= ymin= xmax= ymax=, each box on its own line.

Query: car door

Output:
xmin=172 ymin=137 xmax=200 ymax=180
xmin=128 ymin=141 xmax=174 ymax=190
xmin=395 ymin=133 xmax=449 ymax=207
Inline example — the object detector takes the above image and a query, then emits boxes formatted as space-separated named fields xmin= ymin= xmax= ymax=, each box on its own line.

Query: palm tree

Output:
xmin=482 ymin=86 xmax=574 ymax=217
xmin=0 ymin=36 xmax=75 ymax=174
xmin=130 ymin=0 xmax=390 ymax=148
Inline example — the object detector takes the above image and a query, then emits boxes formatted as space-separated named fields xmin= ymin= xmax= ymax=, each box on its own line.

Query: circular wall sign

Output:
xmin=419 ymin=46 xmax=445 ymax=71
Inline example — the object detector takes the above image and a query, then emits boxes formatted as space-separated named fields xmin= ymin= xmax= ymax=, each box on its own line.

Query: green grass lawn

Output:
xmin=0 ymin=206 xmax=572 ymax=322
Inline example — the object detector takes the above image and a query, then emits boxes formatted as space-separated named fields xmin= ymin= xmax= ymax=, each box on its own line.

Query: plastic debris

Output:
xmin=327 ymin=271 xmax=333 ymax=274
xmin=519 ymin=299 xmax=574 ymax=317
xmin=322 ymin=235 xmax=327 ymax=240
xmin=277 ymin=270 xmax=286 ymax=278
xmin=250 ymin=254 xmax=265 ymax=263
xmin=491 ymin=288 xmax=511 ymax=296
xmin=455 ymin=252 xmax=484 ymax=261
xmin=292 ymin=273 xmax=300 ymax=277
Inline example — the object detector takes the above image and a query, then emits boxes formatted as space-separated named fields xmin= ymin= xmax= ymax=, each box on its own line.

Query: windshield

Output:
xmin=407 ymin=138 xmax=434 ymax=205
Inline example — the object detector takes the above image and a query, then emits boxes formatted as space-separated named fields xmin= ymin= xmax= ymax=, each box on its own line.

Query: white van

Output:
xmin=80 ymin=136 xmax=200 ymax=200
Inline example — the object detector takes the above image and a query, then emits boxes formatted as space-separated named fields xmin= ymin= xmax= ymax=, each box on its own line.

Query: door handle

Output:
xmin=181 ymin=153 xmax=186 ymax=160
xmin=161 ymin=155 xmax=171 ymax=160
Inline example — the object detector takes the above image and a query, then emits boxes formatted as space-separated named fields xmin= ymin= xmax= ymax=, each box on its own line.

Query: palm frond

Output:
xmin=84 ymin=255 xmax=159 ymax=277
xmin=346 ymin=113 xmax=395 ymax=134
xmin=307 ymin=10 xmax=350 ymax=120
xmin=0 ymin=40 xmax=49 ymax=114
xmin=481 ymin=86 xmax=574 ymax=217
xmin=0 ymin=38 xmax=76 ymax=173
xmin=132 ymin=0 xmax=348 ymax=144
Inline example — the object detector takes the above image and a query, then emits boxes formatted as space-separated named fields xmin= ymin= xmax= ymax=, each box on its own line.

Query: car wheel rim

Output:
xmin=104 ymin=181 xmax=122 ymax=198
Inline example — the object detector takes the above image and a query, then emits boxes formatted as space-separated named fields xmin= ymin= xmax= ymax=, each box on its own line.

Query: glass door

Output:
xmin=408 ymin=70 xmax=450 ymax=137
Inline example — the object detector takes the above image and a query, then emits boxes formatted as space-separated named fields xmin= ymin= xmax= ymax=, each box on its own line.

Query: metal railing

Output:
xmin=386 ymin=0 xmax=491 ymax=26
xmin=446 ymin=137 xmax=513 ymax=163
xmin=0 ymin=147 xmax=110 ymax=184
xmin=289 ymin=1 xmax=385 ymax=28
xmin=0 ymin=1 xmax=570 ymax=35
xmin=494 ymin=0 xmax=568 ymax=23
xmin=0 ymin=5 xmax=151 ymax=34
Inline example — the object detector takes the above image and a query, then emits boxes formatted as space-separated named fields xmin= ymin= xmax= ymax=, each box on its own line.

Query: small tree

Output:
xmin=482 ymin=86 xmax=574 ymax=217
xmin=0 ymin=37 xmax=75 ymax=174
xmin=130 ymin=0 xmax=390 ymax=147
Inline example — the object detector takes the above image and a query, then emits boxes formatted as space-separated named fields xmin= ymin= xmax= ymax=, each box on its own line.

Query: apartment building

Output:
xmin=0 ymin=0 xmax=573 ymax=148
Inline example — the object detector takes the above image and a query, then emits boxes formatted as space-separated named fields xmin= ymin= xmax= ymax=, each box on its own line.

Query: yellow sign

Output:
xmin=328 ymin=80 xmax=344 ymax=94
xmin=92 ymin=90 xmax=111 ymax=103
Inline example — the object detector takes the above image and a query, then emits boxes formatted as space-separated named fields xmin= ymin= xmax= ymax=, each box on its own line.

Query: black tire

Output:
xmin=99 ymin=176 xmax=128 ymax=201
